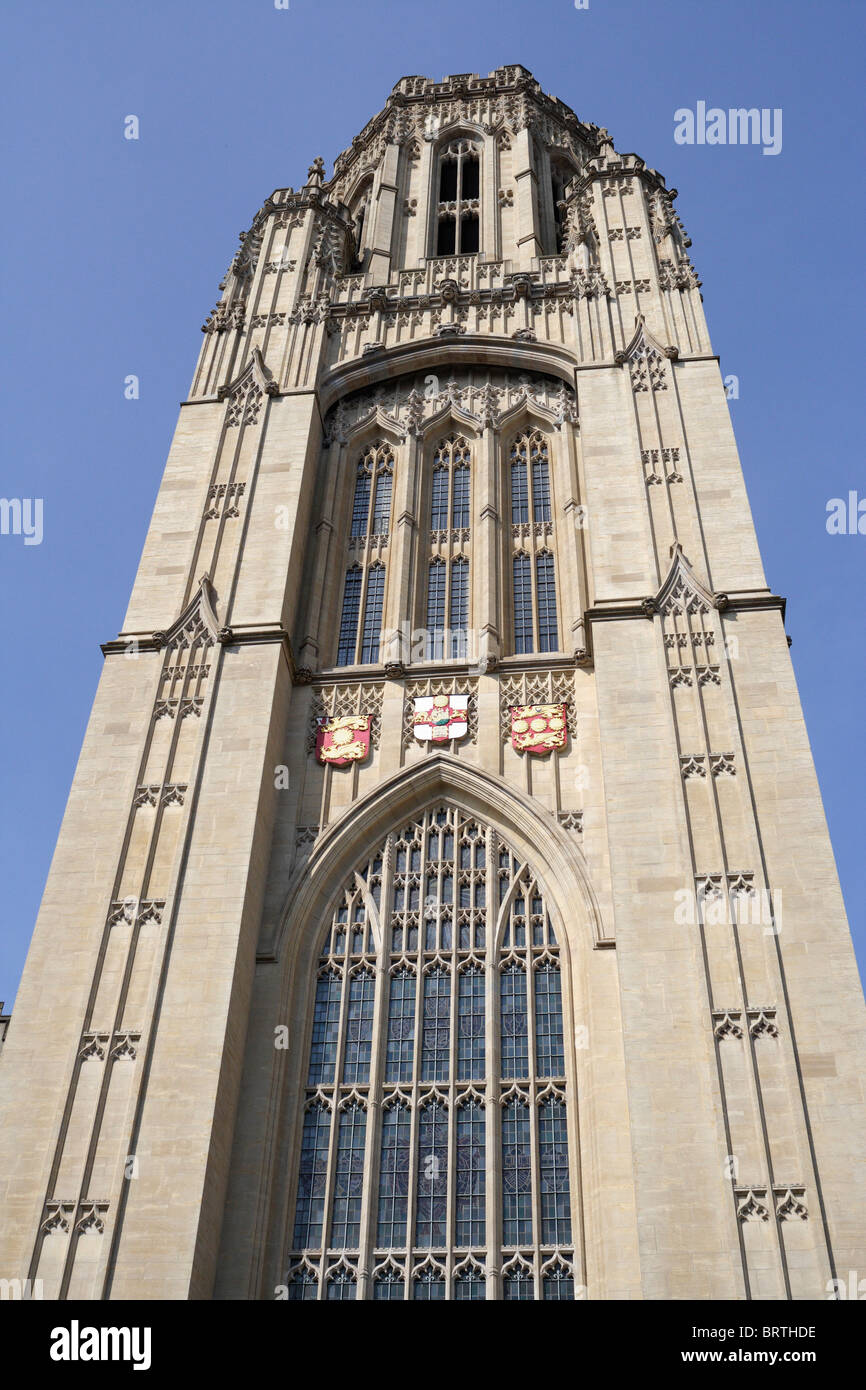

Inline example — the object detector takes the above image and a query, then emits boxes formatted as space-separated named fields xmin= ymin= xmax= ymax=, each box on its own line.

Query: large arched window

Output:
xmin=286 ymin=806 xmax=577 ymax=1300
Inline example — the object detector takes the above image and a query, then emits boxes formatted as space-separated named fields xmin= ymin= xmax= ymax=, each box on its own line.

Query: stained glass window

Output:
xmin=288 ymin=808 xmax=575 ymax=1298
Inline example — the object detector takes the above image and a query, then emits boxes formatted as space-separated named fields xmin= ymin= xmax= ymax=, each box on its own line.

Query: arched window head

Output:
xmin=351 ymin=441 xmax=394 ymax=541
xmin=510 ymin=430 xmax=551 ymax=524
xmin=435 ymin=139 xmax=480 ymax=256
xmin=287 ymin=805 xmax=576 ymax=1298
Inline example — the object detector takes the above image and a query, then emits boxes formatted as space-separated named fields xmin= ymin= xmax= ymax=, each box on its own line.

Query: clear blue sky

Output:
xmin=1 ymin=0 xmax=863 ymax=1006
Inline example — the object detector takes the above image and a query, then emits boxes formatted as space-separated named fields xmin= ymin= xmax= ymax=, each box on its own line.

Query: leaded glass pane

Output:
xmin=360 ymin=564 xmax=384 ymax=664
xmin=451 ymin=465 xmax=470 ymax=528
xmin=426 ymin=560 xmax=446 ymax=660
xmin=513 ymin=553 xmax=533 ymax=654
xmin=374 ymin=1267 xmax=405 ymax=1300
xmin=336 ymin=567 xmax=362 ymax=665
xmin=431 ymin=468 xmax=449 ymax=529
xmin=331 ymin=1103 xmax=367 ymax=1248
xmin=327 ymin=1268 xmax=356 ymax=1300
xmin=449 ymin=557 xmax=469 ymax=659
xmin=536 ymin=551 xmax=558 ymax=652
xmin=385 ymin=971 xmax=415 ymax=1083
xmin=350 ymin=469 xmax=370 ymax=537
xmin=535 ymin=961 xmax=565 ymax=1078
xmin=502 ymin=1098 xmax=532 ymax=1246
xmin=372 ymin=471 xmax=392 ymax=534
xmin=342 ymin=971 xmax=375 ymax=1084
xmin=308 ymin=970 xmax=342 ymax=1085
xmin=511 ymin=457 xmax=529 ymax=524
xmin=503 ymin=1268 xmax=534 ymax=1300
xmin=420 ymin=969 xmax=450 ymax=1082
xmin=457 ymin=968 xmax=485 ymax=1080
xmin=454 ymin=1267 xmax=486 ymax=1300
xmin=293 ymin=1103 xmax=331 ymax=1249
xmin=531 ymin=453 xmax=551 ymax=522
xmin=455 ymin=1100 xmax=485 ymax=1247
xmin=500 ymin=963 xmax=529 ymax=1079
xmin=543 ymin=1266 xmax=575 ymax=1300
xmin=377 ymin=1104 xmax=410 ymax=1247
xmin=413 ymin=1268 xmax=446 ymax=1300
xmin=539 ymin=1096 xmax=572 ymax=1245
xmin=287 ymin=1267 xmax=318 ymax=1301
xmin=415 ymin=1102 xmax=448 ymax=1247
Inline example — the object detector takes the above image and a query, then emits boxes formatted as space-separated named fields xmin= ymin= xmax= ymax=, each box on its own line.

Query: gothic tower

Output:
xmin=1 ymin=67 xmax=864 ymax=1302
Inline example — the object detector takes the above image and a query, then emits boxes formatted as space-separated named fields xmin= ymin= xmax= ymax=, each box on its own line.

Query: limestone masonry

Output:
xmin=1 ymin=67 xmax=863 ymax=1301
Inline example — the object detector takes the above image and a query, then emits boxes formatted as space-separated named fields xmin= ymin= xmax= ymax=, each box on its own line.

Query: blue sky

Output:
xmin=1 ymin=0 xmax=863 ymax=1005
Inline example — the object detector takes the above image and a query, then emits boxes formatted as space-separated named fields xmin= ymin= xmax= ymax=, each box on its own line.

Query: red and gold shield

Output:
xmin=316 ymin=715 xmax=371 ymax=766
xmin=510 ymin=704 xmax=567 ymax=755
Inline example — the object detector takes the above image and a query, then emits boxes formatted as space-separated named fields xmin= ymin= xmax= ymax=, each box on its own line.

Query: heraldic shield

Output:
xmin=413 ymin=693 xmax=470 ymax=743
xmin=316 ymin=714 xmax=371 ymax=766
xmin=510 ymin=703 xmax=568 ymax=754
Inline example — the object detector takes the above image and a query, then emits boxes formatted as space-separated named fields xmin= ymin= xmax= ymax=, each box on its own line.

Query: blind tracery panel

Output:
xmin=287 ymin=806 xmax=576 ymax=1300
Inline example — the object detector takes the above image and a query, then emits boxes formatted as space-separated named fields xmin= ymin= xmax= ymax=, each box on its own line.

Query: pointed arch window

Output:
xmin=510 ymin=430 xmax=552 ymax=523
xmin=435 ymin=140 xmax=480 ymax=256
xmin=337 ymin=440 xmax=393 ymax=666
xmin=350 ymin=441 xmax=394 ymax=541
xmin=286 ymin=808 xmax=577 ymax=1298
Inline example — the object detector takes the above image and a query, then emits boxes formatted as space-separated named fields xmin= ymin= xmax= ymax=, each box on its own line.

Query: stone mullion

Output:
xmin=558 ymin=942 xmax=586 ymax=1293
xmin=298 ymin=437 xmax=344 ymax=669
xmin=475 ymin=425 xmax=500 ymax=664
xmin=485 ymin=828 xmax=501 ymax=1300
xmin=382 ymin=433 xmax=418 ymax=665
xmin=559 ymin=423 xmax=589 ymax=654
xmin=446 ymin=944 xmax=458 ymax=1295
xmin=321 ymin=967 xmax=353 ymax=1269
xmin=406 ymin=828 xmax=426 ymax=1275
xmin=356 ymin=844 xmax=394 ymax=1298
xmin=315 ymin=1094 xmax=340 ymax=1300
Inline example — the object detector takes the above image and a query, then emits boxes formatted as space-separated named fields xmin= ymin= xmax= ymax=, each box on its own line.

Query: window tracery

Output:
xmin=286 ymin=806 xmax=576 ymax=1299
xmin=426 ymin=435 xmax=472 ymax=660
xmin=509 ymin=431 xmax=559 ymax=654
xmin=337 ymin=440 xmax=393 ymax=666
xmin=435 ymin=140 xmax=480 ymax=256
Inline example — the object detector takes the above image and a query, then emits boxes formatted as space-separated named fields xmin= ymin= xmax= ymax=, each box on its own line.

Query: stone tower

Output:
xmin=1 ymin=67 xmax=864 ymax=1302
